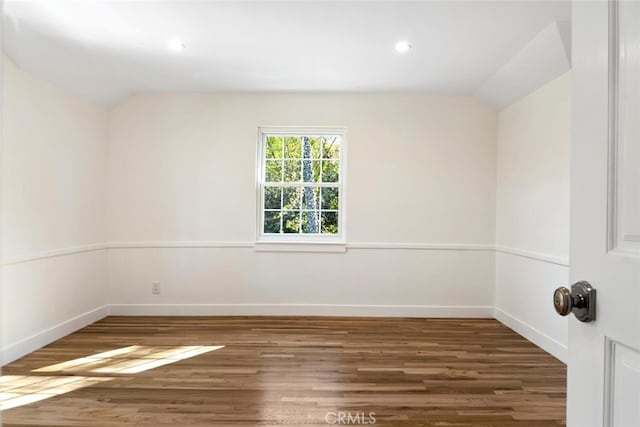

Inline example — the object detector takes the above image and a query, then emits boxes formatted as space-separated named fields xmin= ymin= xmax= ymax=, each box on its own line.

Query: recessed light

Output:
xmin=167 ymin=38 xmax=186 ymax=52
xmin=395 ymin=40 xmax=412 ymax=53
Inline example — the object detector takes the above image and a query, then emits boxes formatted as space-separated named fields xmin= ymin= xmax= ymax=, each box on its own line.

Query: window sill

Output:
xmin=254 ymin=241 xmax=347 ymax=253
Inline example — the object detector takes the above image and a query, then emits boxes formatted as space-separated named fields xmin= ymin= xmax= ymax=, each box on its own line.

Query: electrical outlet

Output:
xmin=151 ymin=281 xmax=160 ymax=295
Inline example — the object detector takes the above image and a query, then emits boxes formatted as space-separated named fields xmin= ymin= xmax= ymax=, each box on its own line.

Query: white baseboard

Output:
xmin=109 ymin=304 xmax=495 ymax=318
xmin=494 ymin=307 xmax=567 ymax=363
xmin=1 ymin=305 xmax=110 ymax=365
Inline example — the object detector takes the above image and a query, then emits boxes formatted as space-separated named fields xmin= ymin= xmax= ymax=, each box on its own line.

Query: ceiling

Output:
xmin=2 ymin=1 xmax=572 ymax=107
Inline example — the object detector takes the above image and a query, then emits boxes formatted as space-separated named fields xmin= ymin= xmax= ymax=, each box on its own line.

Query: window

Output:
xmin=257 ymin=127 xmax=346 ymax=242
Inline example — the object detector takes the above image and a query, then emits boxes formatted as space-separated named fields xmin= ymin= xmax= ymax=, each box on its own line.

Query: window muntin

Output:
xmin=258 ymin=129 xmax=345 ymax=241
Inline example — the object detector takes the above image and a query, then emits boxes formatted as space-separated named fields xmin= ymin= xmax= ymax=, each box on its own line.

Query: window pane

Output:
xmin=302 ymin=160 xmax=321 ymax=182
xmin=284 ymin=136 xmax=301 ymax=159
xmin=302 ymin=187 xmax=319 ymax=210
xmin=283 ymin=160 xmax=301 ymax=182
xmin=322 ymin=160 xmax=339 ymax=182
xmin=301 ymin=210 xmax=320 ymax=233
xmin=321 ymin=187 xmax=339 ymax=210
xmin=264 ymin=211 xmax=281 ymax=233
xmin=282 ymin=210 xmax=300 ymax=233
xmin=265 ymin=136 xmax=283 ymax=159
xmin=261 ymin=131 xmax=342 ymax=239
xmin=265 ymin=160 xmax=282 ymax=182
xmin=282 ymin=187 xmax=302 ymax=210
xmin=321 ymin=211 xmax=339 ymax=234
xmin=308 ymin=137 xmax=322 ymax=159
xmin=264 ymin=187 xmax=282 ymax=210
xmin=322 ymin=137 xmax=340 ymax=159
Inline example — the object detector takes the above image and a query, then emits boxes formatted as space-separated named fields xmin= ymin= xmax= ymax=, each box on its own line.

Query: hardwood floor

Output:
xmin=1 ymin=317 xmax=566 ymax=426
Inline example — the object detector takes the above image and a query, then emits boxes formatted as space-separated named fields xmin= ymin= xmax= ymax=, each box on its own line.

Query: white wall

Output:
xmin=106 ymin=94 xmax=498 ymax=314
xmin=494 ymin=72 xmax=571 ymax=362
xmin=1 ymin=58 xmax=109 ymax=363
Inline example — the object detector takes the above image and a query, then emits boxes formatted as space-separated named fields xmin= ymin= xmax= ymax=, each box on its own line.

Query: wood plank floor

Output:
xmin=1 ymin=317 xmax=566 ymax=426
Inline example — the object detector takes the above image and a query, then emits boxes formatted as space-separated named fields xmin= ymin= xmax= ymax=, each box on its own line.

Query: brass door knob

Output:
xmin=553 ymin=287 xmax=572 ymax=316
xmin=553 ymin=281 xmax=596 ymax=322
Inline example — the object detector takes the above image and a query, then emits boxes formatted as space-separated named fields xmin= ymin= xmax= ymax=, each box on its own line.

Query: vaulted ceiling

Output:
xmin=3 ymin=1 xmax=571 ymax=108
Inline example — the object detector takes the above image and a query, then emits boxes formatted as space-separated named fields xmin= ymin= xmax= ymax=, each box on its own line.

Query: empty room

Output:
xmin=1 ymin=1 xmax=639 ymax=426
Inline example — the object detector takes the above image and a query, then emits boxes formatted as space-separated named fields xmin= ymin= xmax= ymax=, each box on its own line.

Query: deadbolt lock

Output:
xmin=553 ymin=281 xmax=596 ymax=322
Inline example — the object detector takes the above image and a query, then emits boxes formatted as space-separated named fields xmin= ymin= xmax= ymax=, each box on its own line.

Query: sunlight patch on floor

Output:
xmin=33 ymin=345 xmax=225 ymax=374
xmin=0 ymin=345 xmax=224 ymax=410
xmin=0 ymin=375 xmax=112 ymax=411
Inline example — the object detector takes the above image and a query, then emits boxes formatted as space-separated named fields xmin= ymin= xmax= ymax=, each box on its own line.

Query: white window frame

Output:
xmin=255 ymin=126 xmax=347 ymax=247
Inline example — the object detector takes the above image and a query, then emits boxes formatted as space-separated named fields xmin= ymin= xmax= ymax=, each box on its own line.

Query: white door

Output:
xmin=569 ymin=1 xmax=640 ymax=426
